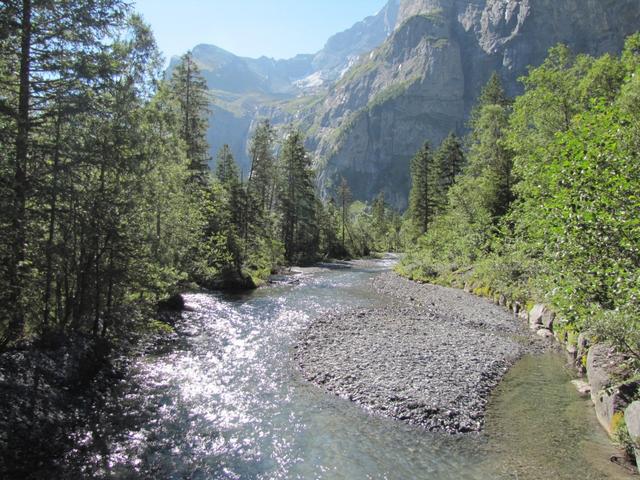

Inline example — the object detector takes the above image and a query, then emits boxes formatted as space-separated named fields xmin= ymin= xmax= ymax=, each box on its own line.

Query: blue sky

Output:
xmin=133 ymin=0 xmax=389 ymax=62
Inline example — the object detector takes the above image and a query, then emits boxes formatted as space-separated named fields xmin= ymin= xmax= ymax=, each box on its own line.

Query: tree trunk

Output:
xmin=43 ymin=108 xmax=62 ymax=327
xmin=8 ymin=0 xmax=32 ymax=342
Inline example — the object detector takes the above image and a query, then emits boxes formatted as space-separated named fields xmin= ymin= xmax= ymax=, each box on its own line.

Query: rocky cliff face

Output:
xmin=176 ymin=0 xmax=640 ymax=206
xmin=172 ymin=2 xmax=400 ymax=174
xmin=308 ymin=0 xmax=640 ymax=208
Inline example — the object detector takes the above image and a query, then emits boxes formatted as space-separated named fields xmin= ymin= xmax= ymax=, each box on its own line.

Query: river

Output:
xmin=68 ymin=257 xmax=632 ymax=479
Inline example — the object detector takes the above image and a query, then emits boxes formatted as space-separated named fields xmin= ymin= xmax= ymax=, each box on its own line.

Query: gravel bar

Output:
xmin=294 ymin=271 xmax=551 ymax=433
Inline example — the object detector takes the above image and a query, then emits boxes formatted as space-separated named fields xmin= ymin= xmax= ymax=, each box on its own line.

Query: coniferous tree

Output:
xmin=170 ymin=51 xmax=211 ymax=184
xmin=372 ymin=192 xmax=387 ymax=239
xmin=435 ymin=133 xmax=465 ymax=192
xmin=278 ymin=129 xmax=317 ymax=263
xmin=0 ymin=0 xmax=132 ymax=342
xmin=467 ymin=75 xmax=514 ymax=219
xmin=214 ymin=144 xmax=245 ymax=243
xmin=337 ymin=177 xmax=352 ymax=252
xmin=408 ymin=142 xmax=439 ymax=235
xmin=215 ymin=144 xmax=240 ymax=187
xmin=248 ymin=119 xmax=276 ymax=212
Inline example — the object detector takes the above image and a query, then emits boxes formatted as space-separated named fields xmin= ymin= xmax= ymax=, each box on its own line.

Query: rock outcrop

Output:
xmin=306 ymin=0 xmax=640 ymax=208
xmin=625 ymin=401 xmax=640 ymax=467
xmin=170 ymin=1 xmax=400 ymax=173
xmin=174 ymin=0 xmax=640 ymax=207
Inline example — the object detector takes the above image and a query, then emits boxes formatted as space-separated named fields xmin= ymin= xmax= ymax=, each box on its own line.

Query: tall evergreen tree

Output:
xmin=468 ymin=75 xmax=514 ymax=219
xmin=215 ymin=144 xmax=240 ymax=187
xmin=215 ymin=144 xmax=245 ymax=233
xmin=278 ymin=129 xmax=317 ymax=263
xmin=0 ymin=0 xmax=130 ymax=342
xmin=408 ymin=142 xmax=439 ymax=235
xmin=248 ymin=119 xmax=276 ymax=212
xmin=435 ymin=132 xmax=465 ymax=192
xmin=170 ymin=51 xmax=211 ymax=183
xmin=337 ymin=177 xmax=352 ymax=252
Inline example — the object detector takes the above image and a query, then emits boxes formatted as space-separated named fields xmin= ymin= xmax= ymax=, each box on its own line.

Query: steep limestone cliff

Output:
xmin=175 ymin=0 xmax=640 ymax=207
xmin=309 ymin=0 xmax=640 ymax=208
xmin=172 ymin=2 xmax=400 ymax=173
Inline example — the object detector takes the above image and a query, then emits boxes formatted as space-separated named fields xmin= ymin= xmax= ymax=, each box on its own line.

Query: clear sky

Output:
xmin=133 ymin=0 xmax=389 ymax=62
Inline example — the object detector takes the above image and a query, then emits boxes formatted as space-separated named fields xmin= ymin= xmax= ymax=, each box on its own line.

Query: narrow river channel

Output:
xmin=69 ymin=258 xmax=632 ymax=479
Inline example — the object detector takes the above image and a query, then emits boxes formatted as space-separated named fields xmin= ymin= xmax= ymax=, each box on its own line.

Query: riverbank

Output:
xmin=0 ymin=310 xmax=183 ymax=479
xmin=295 ymin=271 xmax=552 ymax=433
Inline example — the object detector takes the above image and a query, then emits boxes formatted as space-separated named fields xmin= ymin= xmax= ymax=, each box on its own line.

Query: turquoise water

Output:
xmin=70 ymin=259 xmax=632 ymax=479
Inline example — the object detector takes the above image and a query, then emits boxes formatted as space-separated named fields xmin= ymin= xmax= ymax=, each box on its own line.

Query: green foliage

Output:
xmin=408 ymin=142 xmax=441 ymax=235
xmin=612 ymin=412 xmax=636 ymax=459
xmin=399 ymin=36 xmax=640 ymax=366
xmin=278 ymin=129 xmax=319 ymax=263
xmin=170 ymin=51 xmax=212 ymax=183
xmin=435 ymin=133 xmax=465 ymax=191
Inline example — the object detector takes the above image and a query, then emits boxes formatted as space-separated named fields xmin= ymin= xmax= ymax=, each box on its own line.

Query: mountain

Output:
xmin=302 ymin=0 xmax=640 ymax=208
xmin=168 ymin=0 xmax=400 ymax=174
xmin=175 ymin=0 xmax=640 ymax=208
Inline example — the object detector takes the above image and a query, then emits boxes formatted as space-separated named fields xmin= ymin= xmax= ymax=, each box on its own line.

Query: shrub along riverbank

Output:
xmin=398 ymin=34 xmax=640 ymax=467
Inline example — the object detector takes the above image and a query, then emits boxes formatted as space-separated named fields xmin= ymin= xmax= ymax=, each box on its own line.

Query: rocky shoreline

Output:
xmin=294 ymin=271 xmax=552 ymax=433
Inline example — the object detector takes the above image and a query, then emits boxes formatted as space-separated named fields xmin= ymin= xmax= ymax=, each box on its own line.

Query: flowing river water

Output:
xmin=70 ymin=258 xmax=633 ymax=479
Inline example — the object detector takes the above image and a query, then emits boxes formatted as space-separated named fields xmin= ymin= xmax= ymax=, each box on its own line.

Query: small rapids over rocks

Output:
xmin=59 ymin=257 xmax=631 ymax=479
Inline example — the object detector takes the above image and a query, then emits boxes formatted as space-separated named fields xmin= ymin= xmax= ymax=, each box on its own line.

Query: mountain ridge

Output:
xmin=173 ymin=0 xmax=640 ymax=208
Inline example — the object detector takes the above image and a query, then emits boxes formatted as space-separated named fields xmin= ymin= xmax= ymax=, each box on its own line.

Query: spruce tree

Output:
xmin=170 ymin=51 xmax=211 ymax=184
xmin=216 ymin=144 xmax=240 ymax=187
xmin=337 ymin=177 xmax=352 ymax=252
xmin=468 ymin=75 xmax=514 ymax=219
xmin=278 ymin=129 xmax=317 ymax=263
xmin=0 ymin=0 xmax=130 ymax=342
xmin=408 ymin=142 xmax=439 ymax=235
xmin=215 ymin=144 xmax=245 ymax=232
xmin=248 ymin=119 xmax=276 ymax=212
xmin=435 ymin=133 xmax=465 ymax=192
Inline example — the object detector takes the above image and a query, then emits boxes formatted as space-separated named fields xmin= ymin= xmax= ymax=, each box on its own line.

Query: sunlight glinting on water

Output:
xmin=71 ymin=259 xmax=632 ymax=480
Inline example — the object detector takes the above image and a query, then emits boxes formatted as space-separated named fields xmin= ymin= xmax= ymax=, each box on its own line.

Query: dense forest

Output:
xmin=0 ymin=1 xmax=402 ymax=350
xmin=1 ymin=0 xmax=637 ymax=371
xmin=399 ymin=36 xmax=640 ymax=368
xmin=2 ymin=0 xmax=640 ymax=477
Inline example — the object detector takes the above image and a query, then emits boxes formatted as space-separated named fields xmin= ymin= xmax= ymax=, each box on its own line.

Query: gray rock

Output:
xmin=571 ymin=379 xmax=591 ymax=397
xmin=529 ymin=304 xmax=546 ymax=329
xmin=179 ymin=1 xmax=640 ymax=208
xmin=577 ymin=333 xmax=591 ymax=360
xmin=542 ymin=310 xmax=556 ymax=330
xmin=625 ymin=401 xmax=640 ymax=468
xmin=536 ymin=329 xmax=554 ymax=339
xmin=587 ymin=344 xmax=631 ymax=434
xmin=529 ymin=304 xmax=555 ymax=330
xmin=296 ymin=272 xmax=550 ymax=434
xmin=310 ymin=0 xmax=640 ymax=209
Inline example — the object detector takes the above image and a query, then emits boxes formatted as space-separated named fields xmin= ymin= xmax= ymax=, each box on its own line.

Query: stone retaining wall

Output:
xmin=466 ymin=283 xmax=640 ymax=472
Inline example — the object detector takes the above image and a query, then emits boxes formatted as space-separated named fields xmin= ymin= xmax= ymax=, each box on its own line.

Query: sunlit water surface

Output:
xmin=70 ymin=258 xmax=632 ymax=479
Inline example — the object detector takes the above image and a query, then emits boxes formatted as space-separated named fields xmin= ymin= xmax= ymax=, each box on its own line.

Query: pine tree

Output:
xmin=372 ymin=192 xmax=386 ymax=233
xmin=215 ymin=144 xmax=245 ymax=232
xmin=0 ymin=0 xmax=130 ymax=342
xmin=216 ymin=144 xmax=240 ymax=187
xmin=468 ymin=75 xmax=514 ymax=219
xmin=477 ymin=72 xmax=511 ymax=108
xmin=408 ymin=142 xmax=439 ymax=235
xmin=337 ymin=177 xmax=352 ymax=252
xmin=170 ymin=51 xmax=211 ymax=184
xmin=248 ymin=119 xmax=276 ymax=212
xmin=435 ymin=133 xmax=465 ymax=192
xmin=278 ymin=129 xmax=317 ymax=263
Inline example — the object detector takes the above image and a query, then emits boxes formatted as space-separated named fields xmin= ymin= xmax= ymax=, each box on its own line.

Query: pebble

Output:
xmin=295 ymin=272 xmax=549 ymax=433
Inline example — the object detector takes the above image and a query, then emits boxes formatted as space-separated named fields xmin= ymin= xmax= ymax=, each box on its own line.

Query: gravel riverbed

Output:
xmin=294 ymin=271 xmax=551 ymax=433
